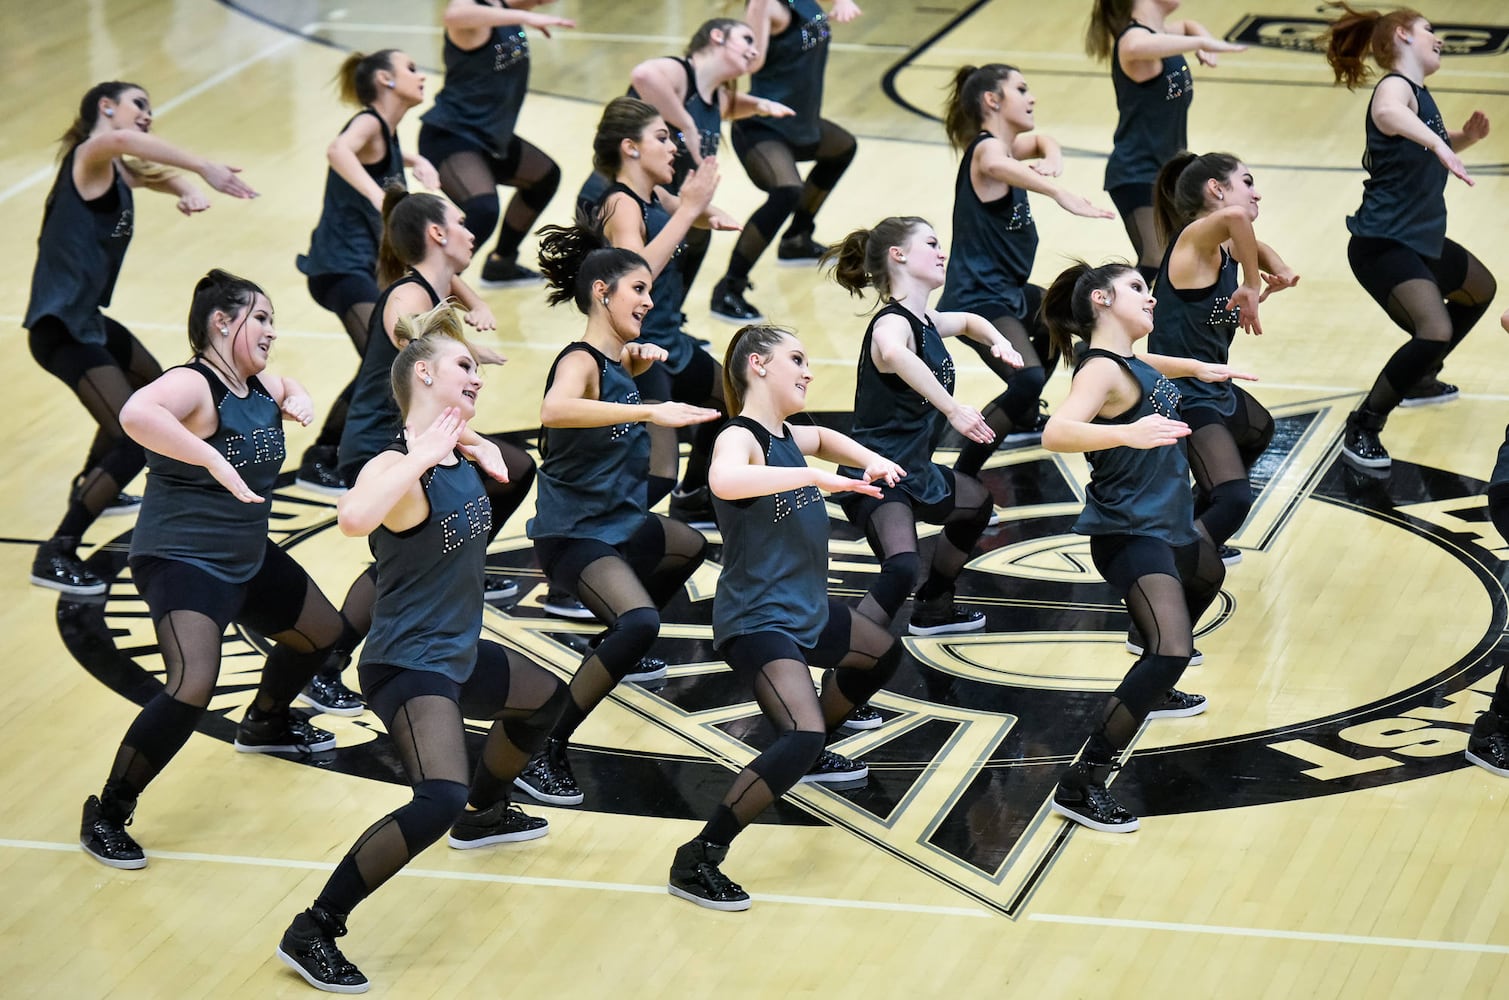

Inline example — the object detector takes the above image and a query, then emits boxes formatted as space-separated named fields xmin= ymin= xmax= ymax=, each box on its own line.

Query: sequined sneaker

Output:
xmin=101 ymin=492 xmax=143 ymax=516
xmin=1051 ymin=764 xmax=1139 ymax=833
xmin=513 ymin=738 xmax=584 ymax=805
xmin=710 ymin=276 xmax=764 ymax=324
xmin=447 ymin=800 xmax=549 ymax=849
xmin=1218 ymin=544 xmax=1242 ymax=566
xmin=484 ymin=574 xmax=519 ymax=600
xmin=297 ymin=664 xmax=364 ymax=717
xmin=623 ymin=656 xmax=669 ymax=683
xmin=295 ymin=445 xmax=348 ymax=496
xmin=776 ymin=231 xmax=828 ymax=265
xmin=908 ymin=595 xmax=986 ymax=636
xmin=277 ymin=906 xmax=369 ymax=994
xmin=80 ymin=794 xmax=146 ymax=870
xmin=799 ymin=748 xmax=868 ymax=784
xmin=479 ymin=256 xmax=544 ymax=288
xmin=234 ymin=709 xmax=337 ymax=754
xmin=30 ymin=536 xmax=107 ymax=596
xmin=1397 ymin=377 xmax=1460 ymax=408
xmin=669 ymin=486 xmax=717 ymax=530
xmin=1466 ymin=731 xmax=1509 ymax=778
xmin=668 ymin=838 xmax=751 ymax=911
xmin=840 ymin=703 xmax=885 ymax=731
xmin=542 ymin=587 xmax=595 ymax=619
xmin=1145 ymin=688 xmax=1208 ymax=719
xmin=1003 ymin=407 xmax=1050 ymax=445
xmin=1342 ymin=410 xmax=1391 ymax=470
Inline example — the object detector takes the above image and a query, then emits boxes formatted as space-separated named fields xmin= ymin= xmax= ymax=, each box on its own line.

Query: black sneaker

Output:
xmin=447 ymin=799 xmax=549 ymax=849
xmin=668 ymin=838 xmax=751 ymax=911
xmin=840 ymin=703 xmax=884 ymax=731
xmin=1342 ymin=409 xmax=1390 ymax=470
xmin=479 ymin=256 xmax=544 ymax=288
xmin=1051 ymin=764 xmax=1139 ymax=833
xmin=1146 ymin=688 xmax=1208 ymax=719
xmin=623 ymin=656 xmax=669 ymax=683
xmin=1124 ymin=637 xmax=1205 ymax=666
xmin=513 ymin=738 xmax=584 ymax=805
xmin=799 ymin=748 xmax=868 ymax=784
xmin=1003 ymin=408 xmax=1050 ymax=445
xmin=296 ymin=445 xmax=348 ymax=496
xmin=542 ymin=587 xmax=595 ymax=619
xmin=484 ymin=574 xmax=519 ymax=601
xmin=297 ymin=660 xmax=364 ymax=718
xmin=710 ymin=276 xmax=764 ymax=324
xmin=102 ymin=492 xmax=143 ymax=516
xmin=1218 ymin=544 xmax=1242 ymax=566
xmin=777 ymin=231 xmax=828 ymax=265
xmin=31 ymin=536 xmax=107 ymax=596
xmin=234 ymin=709 xmax=337 ymax=754
xmin=1398 ymin=377 xmax=1460 ymax=408
xmin=1467 ymin=730 xmax=1509 ymax=778
xmin=908 ymin=595 xmax=986 ymax=636
xmin=80 ymin=794 xmax=146 ymax=870
xmin=277 ymin=906 xmax=369 ymax=994
xmin=669 ymin=486 xmax=717 ymax=530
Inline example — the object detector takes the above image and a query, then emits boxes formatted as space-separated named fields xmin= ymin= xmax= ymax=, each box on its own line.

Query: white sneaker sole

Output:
xmin=799 ymin=764 xmax=870 ymax=784
xmin=1465 ymin=749 xmax=1509 ymax=778
xmin=1124 ymin=642 xmax=1204 ymax=667
xmin=293 ymin=477 xmax=349 ymax=497
xmin=512 ymin=776 xmax=585 ymax=806
xmin=276 ymin=946 xmax=370 ymax=994
xmin=447 ymin=823 xmax=550 ymax=849
xmin=81 ymin=841 xmax=147 ymax=870
xmin=1146 ymin=696 xmax=1209 ymax=719
xmin=294 ymin=692 xmax=365 ymax=718
xmin=668 ymin=884 xmax=752 ymax=911
xmin=1341 ymin=447 xmax=1391 ymax=470
xmin=1050 ymin=800 xmax=1140 ymax=833
xmin=908 ymin=616 xmax=987 ymax=637
xmin=30 ymin=574 xmax=107 ymax=596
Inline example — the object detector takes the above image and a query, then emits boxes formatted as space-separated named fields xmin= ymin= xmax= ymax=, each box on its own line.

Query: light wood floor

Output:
xmin=3 ymin=1 xmax=1509 ymax=997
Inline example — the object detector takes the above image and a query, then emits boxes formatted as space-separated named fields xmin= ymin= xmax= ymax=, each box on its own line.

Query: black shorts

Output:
xmin=1347 ymin=235 xmax=1470 ymax=310
xmin=719 ymin=599 xmax=856 ymax=682
xmin=1107 ymin=182 xmax=1155 ymax=217
xmin=839 ymin=464 xmax=960 ymax=529
xmin=534 ymin=513 xmax=668 ymax=596
xmin=28 ymin=313 xmax=139 ymax=389
xmin=418 ymin=126 xmax=526 ymax=185
xmin=1090 ymin=533 xmax=1203 ymax=597
xmin=359 ymin=638 xmax=515 ymax=725
xmin=129 ymin=541 xmax=312 ymax=635
xmin=307 ymin=271 xmax=379 ymax=321
xmin=634 ymin=347 xmax=720 ymax=403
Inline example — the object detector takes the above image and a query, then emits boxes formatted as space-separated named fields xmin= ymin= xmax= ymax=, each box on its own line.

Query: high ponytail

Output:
xmin=820 ymin=216 xmax=930 ymax=303
xmin=942 ymin=63 xmax=1017 ymax=151
xmin=1324 ymin=2 xmax=1423 ymax=89
xmin=1085 ymin=0 xmax=1135 ymax=61
xmin=722 ymin=324 xmax=795 ymax=417
xmin=378 ymin=188 xmax=447 ymax=286
xmin=537 ymin=224 xmax=649 ymax=313
xmin=335 ymin=50 xmax=399 ymax=106
xmin=1152 ymin=151 xmax=1241 ymax=245
xmin=187 ymin=269 xmax=268 ymax=355
xmin=1041 ymin=260 xmax=1137 ymax=360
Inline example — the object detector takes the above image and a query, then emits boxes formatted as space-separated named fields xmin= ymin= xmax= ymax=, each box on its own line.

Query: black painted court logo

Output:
xmin=1228 ymin=15 xmax=1509 ymax=56
xmin=61 ymin=398 xmax=1508 ymax=915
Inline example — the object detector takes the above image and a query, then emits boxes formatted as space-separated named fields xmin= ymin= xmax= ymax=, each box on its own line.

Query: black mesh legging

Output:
xmin=954 ymin=288 xmax=1052 ymax=479
xmin=538 ymin=515 xmax=707 ymax=742
xmin=434 ymin=136 xmax=560 ymax=263
xmin=106 ymin=548 xmax=343 ymax=807
xmin=698 ymin=605 xmax=899 ymax=846
xmin=1078 ymin=534 xmax=1224 ymax=766
xmin=1349 ymin=236 xmax=1496 ymax=419
xmin=846 ymin=473 xmax=993 ymax=628
xmin=636 ymin=351 xmax=726 ymax=497
xmin=1185 ymin=388 xmax=1274 ymax=547
xmin=314 ymin=646 xmax=565 ymax=917
xmin=722 ymin=120 xmax=857 ymax=284
xmin=29 ymin=315 xmax=161 ymax=539
xmin=307 ymin=273 xmax=377 ymax=450
xmin=1108 ymin=183 xmax=1162 ymax=284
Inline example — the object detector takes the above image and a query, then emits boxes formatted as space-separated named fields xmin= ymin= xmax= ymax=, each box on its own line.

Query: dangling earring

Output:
xmin=421 ymin=374 xmax=433 ymax=386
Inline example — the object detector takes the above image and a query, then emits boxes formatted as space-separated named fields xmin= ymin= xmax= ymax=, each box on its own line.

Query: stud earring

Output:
xmin=440 ymin=237 xmax=447 ymax=245
xmin=628 ymin=150 xmax=640 ymax=159
xmin=897 ymin=255 xmax=907 ymax=263
xmin=755 ymin=366 xmax=767 ymax=376
xmin=421 ymin=375 xmax=433 ymax=386
xmin=103 ymin=108 xmax=114 ymax=118
xmin=602 ymin=296 xmax=610 ymax=307
xmin=219 ymin=326 xmax=229 ymax=336
xmin=386 ymin=79 xmax=396 ymax=88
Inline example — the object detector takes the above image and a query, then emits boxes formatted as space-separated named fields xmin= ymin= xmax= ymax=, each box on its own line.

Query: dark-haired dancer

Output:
xmin=594 ymin=96 xmax=728 ymax=526
xmin=295 ymin=49 xmax=496 ymax=494
xmin=1040 ymin=260 xmax=1249 ymax=832
xmin=708 ymin=0 xmax=862 ymax=323
xmin=577 ymin=16 xmax=789 ymax=318
xmin=938 ymin=64 xmax=1114 ymax=478
xmin=419 ymin=0 xmax=576 ymax=287
xmin=304 ymin=190 xmax=534 ymax=717
xmin=276 ymin=306 xmax=566 ymax=994
xmin=824 ymin=216 xmax=1022 ymax=636
xmin=1469 ymin=399 xmax=1509 ymax=778
xmin=1324 ymin=4 xmax=1494 ymax=469
xmin=26 ymin=81 xmax=257 ymax=594
xmin=80 ymin=271 xmax=342 ymax=871
xmin=1147 ymin=151 xmax=1297 ymax=570
xmin=1085 ymin=0 xmax=1244 ymax=284
xmin=669 ymin=323 xmax=902 ymax=910
xmin=516 ymin=225 xmax=719 ymax=806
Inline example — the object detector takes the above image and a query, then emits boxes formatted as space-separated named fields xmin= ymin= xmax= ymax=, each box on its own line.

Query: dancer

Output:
xmin=79 ymin=271 xmax=342 ymax=871
xmin=276 ymin=305 xmax=567 ymax=994
xmin=1148 ymin=151 xmax=1298 ymax=566
xmin=708 ymin=0 xmax=862 ymax=323
xmin=1325 ymin=4 xmax=1494 ymax=469
xmin=303 ymin=190 xmax=533 ymax=717
xmin=1468 ymin=403 xmax=1509 ymax=777
xmin=26 ymin=81 xmax=257 ymax=594
xmin=1039 ymin=260 xmax=1247 ymax=832
xmin=668 ymin=323 xmax=902 ymax=910
xmin=938 ymin=63 xmax=1115 ymax=477
xmin=577 ymin=16 xmax=789 ymax=313
xmin=419 ymin=0 xmax=576 ymax=287
xmin=295 ymin=49 xmax=496 ymax=494
xmin=517 ymin=225 xmax=719 ymax=806
xmin=1085 ymin=0 xmax=1244 ymax=283
xmin=824 ymin=216 xmax=1022 ymax=636
xmin=595 ymin=96 xmax=726 ymax=524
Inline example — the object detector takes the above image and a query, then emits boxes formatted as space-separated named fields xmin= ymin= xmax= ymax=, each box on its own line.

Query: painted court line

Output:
xmin=1029 ymin=912 xmax=1509 ymax=956
xmin=0 ymin=837 xmax=986 ymax=918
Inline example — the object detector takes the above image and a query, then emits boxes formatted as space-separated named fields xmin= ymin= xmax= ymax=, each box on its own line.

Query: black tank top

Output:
xmin=1346 ymin=74 xmax=1450 ymax=257
xmin=733 ymin=0 xmax=830 ymax=148
xmin=298 ymin=109 xmax=405 ymax=278
xmin=603 ymin=182 xmax=693 ymax=373
xmin=420 ymin=1 xmax=531 ymax=157
xmin=938 ymin=133 xmax=1039 ymax=319
xmin=628 ymin=57 xmax=721 ymax=194
xmin=1104 ymin=22 xmax=1193 ymax=191
xmin=1149 ymin=241 xmax=1240 ymax=415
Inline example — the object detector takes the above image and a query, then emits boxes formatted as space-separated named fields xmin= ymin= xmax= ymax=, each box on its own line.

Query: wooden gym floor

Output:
xmin=2 ymin=1 xmax=1508 ymax=996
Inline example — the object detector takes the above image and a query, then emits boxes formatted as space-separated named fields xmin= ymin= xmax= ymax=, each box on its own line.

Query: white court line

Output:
xmin=0 ymin=837 xmax=987 ymax=917
xmin=0 ymin=31 xmax=308 ymax=207
xmin=1029 ymin=912 xmax=1509 ymax=956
